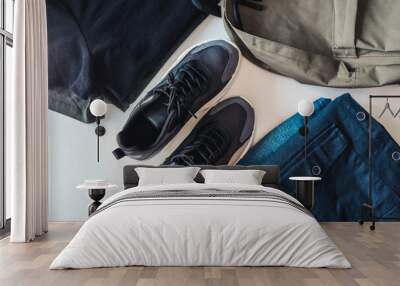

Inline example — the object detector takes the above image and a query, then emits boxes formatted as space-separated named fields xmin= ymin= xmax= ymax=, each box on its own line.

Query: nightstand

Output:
xmin=289 ymin=176 xmax=321 ymax=210
xmin=77 ymin=180 xmax=117 ymax=215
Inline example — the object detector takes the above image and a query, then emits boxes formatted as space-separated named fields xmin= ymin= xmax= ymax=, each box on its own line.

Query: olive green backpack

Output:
xmin=223 ymin=0 xmax=400 ymax=87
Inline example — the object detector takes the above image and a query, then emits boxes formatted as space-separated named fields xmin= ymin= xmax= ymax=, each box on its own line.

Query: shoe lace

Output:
xmin=150 ymin=61 xmax=208 ymax=120
xmin=168 ymin=126 xmax=229 ymax=165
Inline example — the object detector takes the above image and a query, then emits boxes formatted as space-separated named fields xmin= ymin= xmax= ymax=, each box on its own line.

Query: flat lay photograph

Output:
xmin=1 ymin=1 xmax=400 ymax=286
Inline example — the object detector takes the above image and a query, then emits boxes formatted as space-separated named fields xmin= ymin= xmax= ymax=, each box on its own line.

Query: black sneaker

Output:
xmin=164 ymin=97 xmax=254 ymax=166
xmin=112 ymin=40 xmax=240 ymax=160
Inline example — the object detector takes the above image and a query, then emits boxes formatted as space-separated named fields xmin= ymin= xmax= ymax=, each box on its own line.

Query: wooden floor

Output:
xmin=0 ymin=222 xmax=399 ymax=286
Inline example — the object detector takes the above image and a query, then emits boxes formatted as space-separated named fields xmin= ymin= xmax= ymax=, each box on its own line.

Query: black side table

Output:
xmin=289 ymin=177 xmax=321 ymax=210
xmin=77 ymin=181 xmax=117 ymax=216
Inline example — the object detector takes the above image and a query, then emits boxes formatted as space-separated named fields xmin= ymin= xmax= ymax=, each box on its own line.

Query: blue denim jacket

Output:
xmin=243 ymin=94 xmax=400 ymax=221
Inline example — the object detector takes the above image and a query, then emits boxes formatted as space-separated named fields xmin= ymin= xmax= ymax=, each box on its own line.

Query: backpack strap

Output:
xmin=332 ymin=0 xmax=358 ymax=58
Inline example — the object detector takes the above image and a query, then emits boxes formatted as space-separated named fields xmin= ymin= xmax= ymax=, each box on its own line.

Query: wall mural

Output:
xmin=241 ymin=94 xmax=400 ymax=221
xmin=47 ymin=0 xmax=400 ymax=222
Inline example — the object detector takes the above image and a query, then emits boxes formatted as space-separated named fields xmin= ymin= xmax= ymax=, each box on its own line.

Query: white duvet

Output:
xmin=50 ymin=183 xmax=351 ymax=269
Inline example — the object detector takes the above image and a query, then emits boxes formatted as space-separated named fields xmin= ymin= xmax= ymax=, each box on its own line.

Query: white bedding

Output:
xmin=50 ymin=183 xmax=351 ymax=269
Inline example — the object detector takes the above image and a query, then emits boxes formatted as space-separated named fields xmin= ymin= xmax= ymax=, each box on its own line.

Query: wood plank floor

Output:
xmin=0 ymin=222 xmax=399 ymax=286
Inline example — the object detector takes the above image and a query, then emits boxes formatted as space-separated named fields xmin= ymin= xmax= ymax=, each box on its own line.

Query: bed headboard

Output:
xmin=123 ymin=165 xmax=281 ymax=189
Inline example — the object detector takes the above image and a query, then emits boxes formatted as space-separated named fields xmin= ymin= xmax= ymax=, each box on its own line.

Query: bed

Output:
xmin=50 ymin=165 xmax=350 ymax=269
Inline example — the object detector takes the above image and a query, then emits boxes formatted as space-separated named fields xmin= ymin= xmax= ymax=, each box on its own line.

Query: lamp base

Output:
xmin=95 ymin=126 xmax=106 ymax=136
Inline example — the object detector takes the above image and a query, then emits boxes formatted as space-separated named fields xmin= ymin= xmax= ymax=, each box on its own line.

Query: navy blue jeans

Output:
xmin=245 ymin=94 xmax=400 ymax=221
xmin=47 ymin=0 xmax=209 ymax=122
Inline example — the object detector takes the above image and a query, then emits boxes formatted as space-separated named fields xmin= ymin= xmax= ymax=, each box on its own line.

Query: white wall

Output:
xmin=48 ymin=16 xmax=400 ymax=221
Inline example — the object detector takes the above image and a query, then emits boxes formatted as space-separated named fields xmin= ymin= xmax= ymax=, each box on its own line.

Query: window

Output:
xmin=0 ymin=0 xmax=14 ymax=232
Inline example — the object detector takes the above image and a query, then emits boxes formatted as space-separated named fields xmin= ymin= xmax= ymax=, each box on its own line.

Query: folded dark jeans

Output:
xmin=243 ymin=94 xmax=400 ymax=221
xmin=47 ymin=0 xmax=211 ymax=122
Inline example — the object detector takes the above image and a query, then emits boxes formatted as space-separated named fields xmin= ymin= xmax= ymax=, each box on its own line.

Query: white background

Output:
xmin=48 ymin=16 xmax=400 ymax=221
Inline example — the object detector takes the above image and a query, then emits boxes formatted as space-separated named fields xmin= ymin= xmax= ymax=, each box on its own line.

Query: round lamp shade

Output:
xmin=90 ymin=99 xmax=107 ymax=117
xmin=297 ymin=99 xmax=314 ymax=117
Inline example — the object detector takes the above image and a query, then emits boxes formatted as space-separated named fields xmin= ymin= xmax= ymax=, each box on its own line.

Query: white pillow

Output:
xmin=135 ymin=167 xmax=200 ymax=186
xmin=200 ymin=169 xmax=266 ymax=185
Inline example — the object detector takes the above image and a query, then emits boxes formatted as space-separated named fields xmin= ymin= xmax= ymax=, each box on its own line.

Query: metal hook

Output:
xmin=378 ymin=98 xmax=396 ymax=118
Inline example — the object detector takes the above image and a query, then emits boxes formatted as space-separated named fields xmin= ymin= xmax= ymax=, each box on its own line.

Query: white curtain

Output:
xmin=9 ymin=0 xmax=48 ymax=242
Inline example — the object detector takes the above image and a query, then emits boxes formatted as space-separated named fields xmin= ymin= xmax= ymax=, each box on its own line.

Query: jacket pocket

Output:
xmin=282 ymin=125 xmax=348 ymax=177
xmin=280 ymin=124 xmax=348 ymax=194
xmin=371 ymin=128 xmax=400 ymax=200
